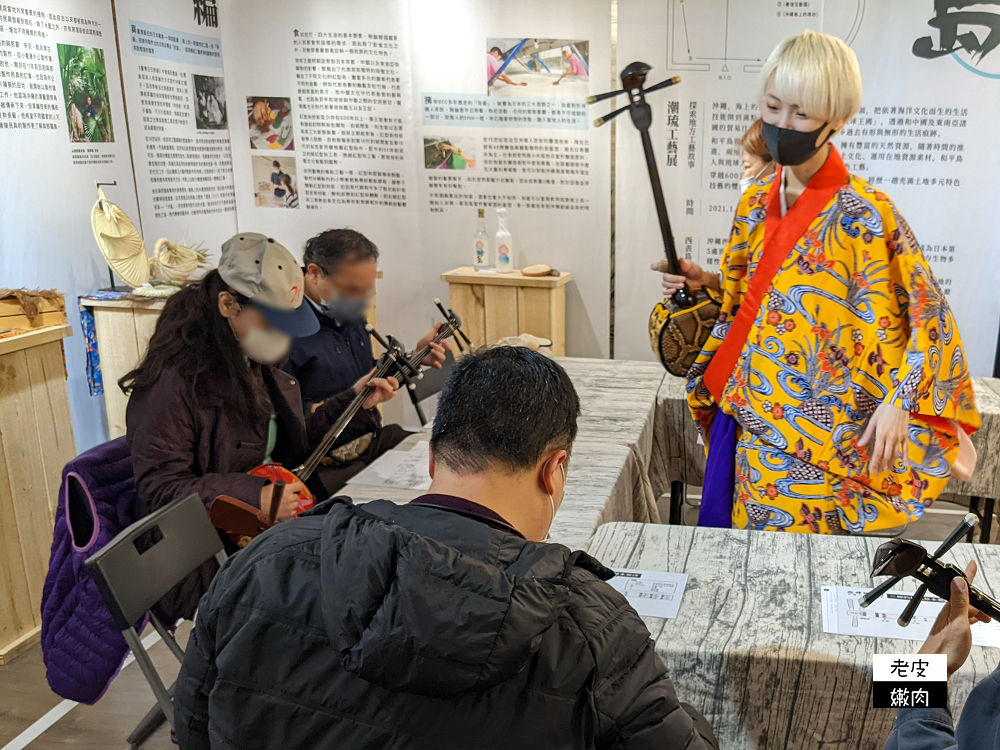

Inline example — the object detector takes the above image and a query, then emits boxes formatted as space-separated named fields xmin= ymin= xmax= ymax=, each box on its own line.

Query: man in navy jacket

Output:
xmin=884 ymin=561 xmax=999 ymax=749
xmin=284 ymin=229 xmax=447 ymax=493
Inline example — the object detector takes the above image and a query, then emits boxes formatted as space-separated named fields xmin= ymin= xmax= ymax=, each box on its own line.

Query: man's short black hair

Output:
xmin=303 ymin=228 xmax=380 ymax=275
xmin=272 ymin=160 xmax=281 ymax=168
xmin=431 ymin=347 xmax=579 ymax=475
xmin=489 ymin=46 xmax=502 ymax=55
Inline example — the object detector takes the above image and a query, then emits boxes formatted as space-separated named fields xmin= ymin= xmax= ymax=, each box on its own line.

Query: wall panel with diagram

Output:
xmin=614 ymin=0 xmax=1000 ymax=374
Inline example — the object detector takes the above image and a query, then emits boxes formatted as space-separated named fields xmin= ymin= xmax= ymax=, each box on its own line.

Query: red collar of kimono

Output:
xmin=703 ymin=145 xmax=849 ymax=402
xmin=765 ymin=144 xmax=849 ymax=237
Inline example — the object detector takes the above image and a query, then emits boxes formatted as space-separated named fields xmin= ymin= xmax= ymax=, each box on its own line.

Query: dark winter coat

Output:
xmin=174 ymin=497 xmax=719 ymax=750
xmin=284 ymin=307 xmax=376 ymax=412
xmin=125 ymin=363 xmax=378 ymax=621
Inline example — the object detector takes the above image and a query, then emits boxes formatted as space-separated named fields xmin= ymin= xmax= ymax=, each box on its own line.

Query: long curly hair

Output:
xmin=118 ymin=270 xmax=270 ymax=422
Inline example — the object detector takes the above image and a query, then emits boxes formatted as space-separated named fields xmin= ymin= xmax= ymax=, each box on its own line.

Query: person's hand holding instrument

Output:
xmin=258 ymin=478 xmax=300 ymax=525
xmin=416 ymin=323 xmax=450 ymax=368
xmin=591 ymin=66 xmax=719 ymax=377
xmin=215 ymin=306 xmax=468 ymax=544
xmin=859 ymin=401 xmax=909 ymax=475
xmin=650 ymin=258 xmax=719 ymax=295
xmin=861 ymin=512 xmax=979 ymax=610
xmin=352 ymin=367 xmax=399 ymax=409
xmin=918 ymin=560 xmax=991 ymax=677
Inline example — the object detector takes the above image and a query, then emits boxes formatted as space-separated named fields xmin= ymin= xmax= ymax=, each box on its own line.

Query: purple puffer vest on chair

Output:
xmin=40 ymin=436 xmax=142 ymax=704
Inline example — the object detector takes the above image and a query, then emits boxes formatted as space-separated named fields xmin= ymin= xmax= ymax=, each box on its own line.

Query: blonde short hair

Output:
xmin=758 ymin=30 xmax=862 ymax=125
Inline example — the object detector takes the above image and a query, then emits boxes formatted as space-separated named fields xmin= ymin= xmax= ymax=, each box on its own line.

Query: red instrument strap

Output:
xmin=703 ymin=146 xmax=849 ymax=402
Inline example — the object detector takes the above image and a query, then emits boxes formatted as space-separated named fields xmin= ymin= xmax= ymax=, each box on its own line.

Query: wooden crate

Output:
xmin=441 ymin=267 xmax=571 ymax=356
xmin=0 ymin=293 xmax=68 ymax=332
xmin=0 ymin=325 xmax=76 ymax=664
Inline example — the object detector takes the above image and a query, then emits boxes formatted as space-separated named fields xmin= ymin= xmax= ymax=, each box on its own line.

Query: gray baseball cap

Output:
xmin=218 ymin=233 xmax=319 ymax=337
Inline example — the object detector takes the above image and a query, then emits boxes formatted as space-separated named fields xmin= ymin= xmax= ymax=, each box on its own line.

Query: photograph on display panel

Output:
xmin=58 ymin=44 xmax=114 ymax=143
xmin=253 ymin=155 xmax=298 ymax=209
xmin=424 ymin=136 xmax=477 ymax=169
xmin=486 ymin=38 xmax=589 ymax=97
xmin=194 ymin=74 xmax=228 ymax=130
xmin=247 ymin=96 xmax=294 ymax=150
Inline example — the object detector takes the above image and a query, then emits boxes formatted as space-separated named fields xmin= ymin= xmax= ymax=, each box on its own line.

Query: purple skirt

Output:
xmin=698 ymin=410 xmax=738 ymax=528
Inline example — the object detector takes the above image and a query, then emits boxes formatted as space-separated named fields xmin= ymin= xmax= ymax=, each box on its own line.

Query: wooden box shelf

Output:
xmin=0 ymin=324 xmax=76 ymax=664
xmin=441 ymin=267 xmax=572 ymax=356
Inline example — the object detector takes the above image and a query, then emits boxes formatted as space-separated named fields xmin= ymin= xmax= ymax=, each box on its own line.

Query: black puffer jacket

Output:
xmin=174 ymin=497 xmax=718 ymax=750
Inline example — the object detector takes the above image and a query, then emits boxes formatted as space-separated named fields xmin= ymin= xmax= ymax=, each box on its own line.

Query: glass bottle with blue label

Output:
xmin=472 ymin=208 xmax=490 ymax=267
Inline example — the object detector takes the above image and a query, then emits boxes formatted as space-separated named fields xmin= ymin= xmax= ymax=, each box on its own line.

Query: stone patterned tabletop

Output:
xmin=651 ymin=375 xmax=1000 ymax=525
xmin=555 ymin=357 xmax=666 ymax=472
xmin=590 ymin=521 xmax=1000 ymax=750
xmin=342 ymin=357 xmax=667 ymax=551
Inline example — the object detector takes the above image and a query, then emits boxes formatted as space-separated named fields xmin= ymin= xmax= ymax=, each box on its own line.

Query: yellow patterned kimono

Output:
xmin=687 ymin=153 xmax=979 ymax=534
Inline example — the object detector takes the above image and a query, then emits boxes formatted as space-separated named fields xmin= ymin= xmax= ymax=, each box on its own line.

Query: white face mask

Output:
xmin=542 ymin=463 xmax=567 ymax=542
xmin=740 ymin=163 xmax=771 ymax=194
xmin=238 ymin=324 xmax=291 ymax=365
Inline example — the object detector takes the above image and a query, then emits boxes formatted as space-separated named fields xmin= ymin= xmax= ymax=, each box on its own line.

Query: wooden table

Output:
xmin=557 ymin=357 xmax=665 ymax=466
xmin=442 ymin=267 xmax=572 ymax=356
xmin=0 ymin=325 xmax=77 ymax=664
xmin=344 ymin=357 xmax=666 ymax=550
xmin=589 ymin=522 xmax=1000 ymax=750
xmin=652 ymin=374 xmax=1000 ymax=540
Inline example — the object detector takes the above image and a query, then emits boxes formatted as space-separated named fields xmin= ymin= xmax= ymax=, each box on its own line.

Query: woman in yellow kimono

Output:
xmin=665 ymin=31 xmax=979 ymax=534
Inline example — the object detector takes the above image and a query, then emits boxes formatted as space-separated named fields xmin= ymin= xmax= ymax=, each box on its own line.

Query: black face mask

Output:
xmin=762 ymin=120 xmax=832 ymax=166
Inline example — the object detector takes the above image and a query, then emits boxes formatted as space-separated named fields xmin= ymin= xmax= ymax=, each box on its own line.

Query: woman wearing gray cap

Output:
xmin=119 ymin=233 xmax=398 ymax=622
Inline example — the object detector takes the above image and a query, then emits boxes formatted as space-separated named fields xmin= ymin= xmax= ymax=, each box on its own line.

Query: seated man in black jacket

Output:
xmin=175 ymin=346 xmax=719 ymax=750
xmin=283 ymin=228 xmax=448 ymax=494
